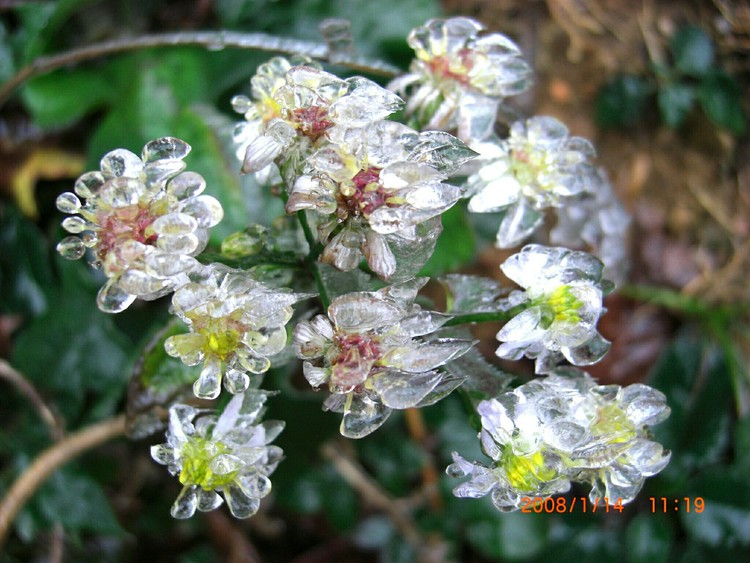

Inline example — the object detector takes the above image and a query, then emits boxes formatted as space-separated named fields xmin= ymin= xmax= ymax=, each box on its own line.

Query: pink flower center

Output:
xmin=290 ymin=106 xmax=334 ymax=140
xmin=427 ymin=48 xmax=475 ymax=86
xmin=96 ymin=205 xmax=158 ymax=261
xmin=339 ymin=167 xmax=400 ymax=219
xmin=330 ymin=332 xmax=382 ymax=388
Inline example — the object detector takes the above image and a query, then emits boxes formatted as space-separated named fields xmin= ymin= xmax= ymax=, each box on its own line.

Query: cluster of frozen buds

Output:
xmin=496 ymin=244 xmax=613 ymax=374
xmin=56 ymin=137 xmax=223 ymax=313
xmin=467 ymin=116 xmax=597 ymax=248
xmin=287 ymin=121 xmax=475 ymax=279
xmin=151 ymin=391 xmax=284 ymax=519
xmin=293 ymin=279 xmax=473 ymax=438
xmin=448 ymin=369 xmax=671 ymax=511
xmin=232 ymin=57 xmax=402 ymax=184
xmin=164 ymin=264 xmax=312 ymax=399
xmin=389 ymin=16 xmax=531 ymax=144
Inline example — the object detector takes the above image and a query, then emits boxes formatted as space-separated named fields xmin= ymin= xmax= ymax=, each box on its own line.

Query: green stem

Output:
xmin=296 ymin=210 xmax=331 ymax=310
xmin=443 ymin=308 xmax=520 ymax=327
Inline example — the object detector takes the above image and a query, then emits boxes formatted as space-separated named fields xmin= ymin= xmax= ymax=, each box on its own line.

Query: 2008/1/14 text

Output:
xmin=520 ymin=496 xmax=625 ymax=513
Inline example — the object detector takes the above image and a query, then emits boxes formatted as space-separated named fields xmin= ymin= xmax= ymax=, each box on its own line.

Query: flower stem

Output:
xmin=0 ymin=30 xmax=400 ymax=109
xmin=443 ymin=310 xmax=515 ymax=327
xmin=296 ymin=210 xmax=331 ymax=310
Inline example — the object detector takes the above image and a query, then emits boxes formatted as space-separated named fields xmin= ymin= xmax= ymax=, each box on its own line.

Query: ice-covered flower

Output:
xmin=467 ymin=116 xmax=597 ymax=248
xmin=496 ymin=244 xmax=612 ymax=374
xmin=448 ymin=370 xmax=671 ymax=511
xmin=389 ymin=17 xmax=531 ymax=143
xmin=151 ymin=391 xmax=284 ymax=519
xmin=233 ymin=60 xmax=402 ymax=183
xmin=293 ymin=278 xmax=472 ymax=438
xmin=165 ymin=264 xmax=311 ymax=399
xmin=550 ymin=168 xmax=631 ymax=285
xmin=56 ymin=138 xmax=224 ymax=313
xmin=286 ymin=121 xmax=475 ymax=279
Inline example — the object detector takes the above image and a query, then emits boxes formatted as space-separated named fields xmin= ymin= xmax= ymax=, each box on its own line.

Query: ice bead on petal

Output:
xmin=168 ymin=171 xmax=206 ymax=201
xmin=150 ymin=444 xmax=176 ymax=466
xmin=101 ymin=177 xmax=143 ymax=207
xmin=238 ymin=473 xmax=272 ymax=499
xmin=182 ymin=195 xmax=224 ymax=228
xmin=152 ymin=213 xmax=198 ymax=236
xmin=625 ymin=439 xmax=671 ymax=476
xmin=170 ymin=485 xmax=198 ymax=519
xmin=62 ymin=216 xmax=92 ymax=234
xmin=97 ymin=278 xmax=136 ymax=313
xmin=329 ymin=293 xmax=403 ymax=331
xmin=145 ymin=253 xmax=198 ymax=277
xmin=57 ymin=236 xmax=86 ymax=260
xmin=619 ymin=384 xmax=671 ymax=427
xmin=55 ymin=192 xmax=81 ymax=214
xmin=100 ymin=148 xmax=143 ymax=177
xmin=119 ymin=268 xmax=170 ymax=296
xmin=363 ymin=231 xmax=396 ymax=280
xmin=74 ymin=171 xmax=106 ymax=198
xmin=224 ymin=369 xmax=250 ymax=394
xmin=143 ymin=159 xmax=187 ymax=187
xmin=223 ymin=484 xmax=261 ymax=518
xmin=341 ymin=393 xmax=392 ymax=439
xmin=372 ymin=369 xmax=442 ymax=409
xmin=496 ymin=200 xmax=544 ymax=248
xmin=196 ymin=489 xmax=223 ymax=512
xmin=194 ymin=358 xmax=222 ymax=400
xmin=142 ymin=137 xmax=191 ymax=162
xmin=157 ymin=233 xmax=200 ymax=254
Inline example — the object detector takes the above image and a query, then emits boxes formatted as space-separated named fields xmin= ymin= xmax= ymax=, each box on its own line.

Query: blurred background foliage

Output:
xmin=1 ymin=0 xmax=749 ymax=561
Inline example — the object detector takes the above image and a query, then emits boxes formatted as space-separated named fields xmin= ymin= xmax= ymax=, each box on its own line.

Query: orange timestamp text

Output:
xmin=520 ymin=496 xmax=626 ymax=513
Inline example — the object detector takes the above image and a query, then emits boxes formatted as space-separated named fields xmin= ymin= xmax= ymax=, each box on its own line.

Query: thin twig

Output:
xmin=0 ymin=359 xmax=63 ymax=441
xmin=0 ymin=30 xmax=401 ymax=108
xmin=320 ymin=441 xmax=422 ymax=547
xmin=0 ymin=415 xmax=127 ymax=550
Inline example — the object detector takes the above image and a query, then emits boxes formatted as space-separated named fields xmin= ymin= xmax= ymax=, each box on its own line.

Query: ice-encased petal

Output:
xmin=371 ymin=369 xmax=443 ymax=409
xmin=340 ymin=393 xmax=392 ymax=438
xmin=170 ymin=485 xmax=198 ymax=519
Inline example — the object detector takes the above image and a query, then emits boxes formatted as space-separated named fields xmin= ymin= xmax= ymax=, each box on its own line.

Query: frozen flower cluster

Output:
xmin=151 ymin=391 xmax=284 ymax=519
xmin=56 ymin=137 xmax=223 ymax=313
xmin=390 ymin=17 xmax=531 ymax=143
xmin=287 ymin=121 xmax=475 ymax=279
xmin=293 ymin=279 xmax=472 ymax=438
xmin=496 ymin=244 xmax=613 ymax=374
xmin=467 ymin=116 xmax=597 ymax=248
xmin=448 ymin=370 xmax=671 ymax=511
xmin=165 ymin=264 xmax=311 ymax=400
xmin=232 ymin=58 xmax=403 ymax=183
xmin=550 ymin=168 xmax=632 ymax=285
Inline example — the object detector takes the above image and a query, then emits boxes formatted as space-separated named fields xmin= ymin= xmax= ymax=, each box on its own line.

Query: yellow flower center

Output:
xmin=500 ymin=448 xmax=558 ymax=492
xmin=179 ymin=437 xmax=239 ymax=490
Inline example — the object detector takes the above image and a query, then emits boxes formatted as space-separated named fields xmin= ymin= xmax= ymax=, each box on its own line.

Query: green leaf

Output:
xmin=626 ymin=513 xmax=673 ymax=563
xmin=681 ymin=468 xmax=750 ymax=548
xmin=22 ymin=69 xmax=114 ymax=128
xmin=462 ymin=496 xmax=548 ymax=561
xmin=596 ymin=75 xmax=652 ymax=128
xmin=657 ymin=82 xmax=695 ymax=128
xmin=35 ymin=468 xmax=123 ymax=536
xmin=125 ymin=321 xmax=196 ymax=439
xmin=671 ymin=26 xmax=714 ymax=77
xmin=419 ymin=204 xmax=475 ymax=277
xmin=698 ymin=71 xmax=746 ymax=135
xmin=0 ymin=204 xmax=54 ymax=315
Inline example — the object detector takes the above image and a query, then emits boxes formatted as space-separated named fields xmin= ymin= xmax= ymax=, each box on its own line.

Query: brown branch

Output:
xmin=320 ymin=441 xmax=422 ymax=547
xmin=0 ymin=359 xmax=63 ymax=441
xmin=0 ymin=415 xmax=127 ymax=550
xmin=0 ymin=30 xmax=401 ymax=109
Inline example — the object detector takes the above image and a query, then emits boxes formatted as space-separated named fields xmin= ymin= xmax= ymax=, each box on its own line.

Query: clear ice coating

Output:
xmin=55 ymin=137 xmax=224 ymax=313
xmin=389 ymin=17 xmax=531 ymax=143
xmin=466 ymin=115 xmax=598 ymax=248
xmin=495 ymin=244 xmax=612 ymax=374
xmin=447 ymin=369 xmax=671 ymax=512
xmin=286 ymin=120 xmax=473 ymax=280
xmin=165 ymin=263 xmax=312 ymax=399
xmin=150 ymin=391 xmax=284 ymax=519
xmin=293 ymin=278 xmax=473 ymax=438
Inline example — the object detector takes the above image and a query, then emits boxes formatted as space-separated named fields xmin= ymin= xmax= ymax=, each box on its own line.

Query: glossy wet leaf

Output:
xmin=658 ymin=82 xmax=694 ymax=128
xmin=698 ymin=71 xmax=746 ymax=135
xmin=671 ymin=26 xmax=714 ymax=77
xmin=596 ymin=75 xmax=652 ymax=128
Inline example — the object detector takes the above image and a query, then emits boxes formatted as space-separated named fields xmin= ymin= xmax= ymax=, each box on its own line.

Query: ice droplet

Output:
xmin=55 ymin=192 xmax=81 ymax=214
xmin=97 ymin=279 xmax=136 ymax=313
xmin=222 ymin=225 xmax=267 ymax=258
xmin=57 ymin=236 xmax=86 ymax=260
xmin=194 ymin=360 xmax=222 ymax=400
xmin=142 ymin=137 xmax=191 ymax=162
xmin=100 ymin=148 xmax=144 ymax=177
